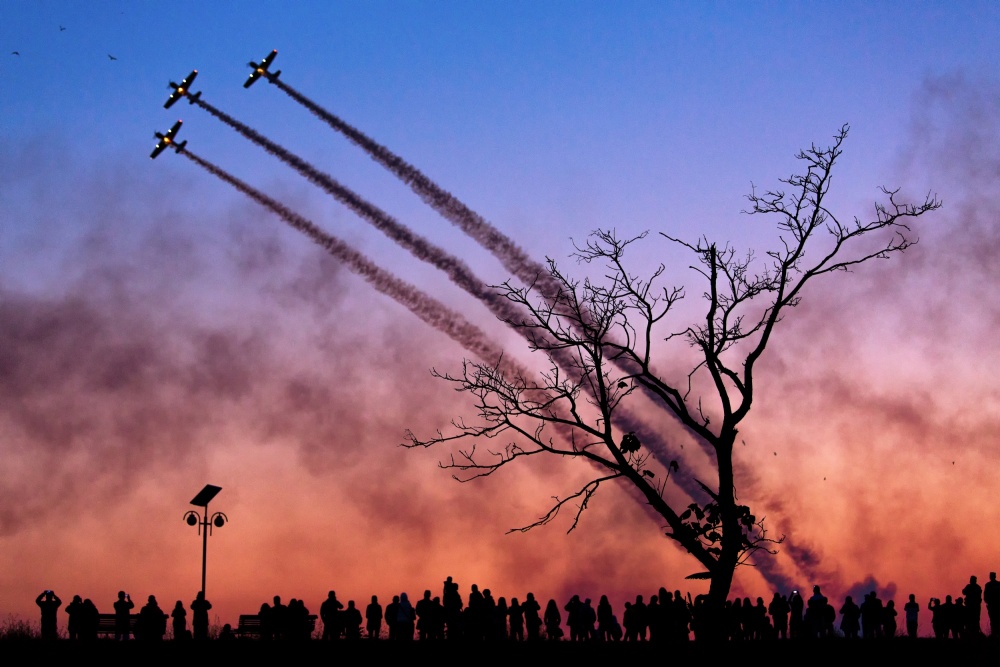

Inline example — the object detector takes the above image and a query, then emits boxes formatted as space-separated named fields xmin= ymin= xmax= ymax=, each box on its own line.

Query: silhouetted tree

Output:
xmin=405 ymin=126 xmax=940 ymax=630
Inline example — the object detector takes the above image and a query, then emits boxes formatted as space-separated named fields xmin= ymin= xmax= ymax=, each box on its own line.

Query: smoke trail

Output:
xmin=190 ymin=96 xmax=754 ymax=581
xmin=191 ymin=95 xmax=791 ymax=589
xmin=187 ymin=98 xmax=692 ymax=473
xmin=190 ymin=98 xmax=692 ymax=466
xmin=264 ymin=76 xmax=566 ymax=299
xmin=180 ymin=148 xmax=505 ymax=365
xmin=190 ymin=97 xmax=536 ymax=327
xmin=239 ymin=86 xmax=725 ymax=472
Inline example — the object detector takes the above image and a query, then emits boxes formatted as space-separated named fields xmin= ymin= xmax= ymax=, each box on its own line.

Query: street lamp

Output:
xmin=183 ymin=484 xmax=228 ymax=597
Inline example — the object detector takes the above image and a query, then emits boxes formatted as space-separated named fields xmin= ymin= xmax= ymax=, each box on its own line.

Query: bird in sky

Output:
xmin=108 ymin=54 xmax=117 ymax=61
xmin=11 ymin=51 xmax=20 ymax=56
xmin=59 ymin=25 xmax=66 ymax=31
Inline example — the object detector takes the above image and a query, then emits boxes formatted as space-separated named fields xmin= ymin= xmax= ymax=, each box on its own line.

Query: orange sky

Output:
xmin=2 ymin=63 xmax=1000 ymax=639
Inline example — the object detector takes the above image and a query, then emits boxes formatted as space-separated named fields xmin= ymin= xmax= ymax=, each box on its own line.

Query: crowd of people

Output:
xmin=34 ymin=572 xmax=1000 ymax=641
xmin=33 ymin=589 xmax=215 ymax=641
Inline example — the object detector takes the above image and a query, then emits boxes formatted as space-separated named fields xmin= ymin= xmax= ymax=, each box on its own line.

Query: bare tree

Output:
xmin=404 ymin=125 xmax=940 ymax=621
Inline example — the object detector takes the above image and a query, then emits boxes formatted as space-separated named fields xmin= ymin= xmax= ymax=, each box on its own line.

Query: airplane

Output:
xmin=244 ymin=49 xmax=280 ymax=88
xmin=164 ymin=69 xmax=201 ymax=108
xmin=150 ymin=120 xmax=186 ymax=159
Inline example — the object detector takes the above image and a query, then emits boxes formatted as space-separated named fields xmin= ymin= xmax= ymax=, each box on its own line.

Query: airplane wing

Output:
xmin=150 ymin=120 xmax=183 ymax=159
xmin=165 ymin=70 xmax=198 ymax=109
xmin=244 ymin=49 xmax=278 ymax=88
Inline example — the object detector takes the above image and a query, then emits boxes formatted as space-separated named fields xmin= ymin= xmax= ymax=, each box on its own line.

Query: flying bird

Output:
xmin=59 ymin=25 xmax=66 ymax=31
xmin=108 ymin=54 xmax=117 ymax=61
xmin=11 ymin=51 xmax=20 ymax=56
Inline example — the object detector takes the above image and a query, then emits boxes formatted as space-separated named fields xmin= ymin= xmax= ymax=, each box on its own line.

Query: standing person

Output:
xmin=768 ymin=592 xmax=790 ymax=639
xmin=384 ymin=595 xmax=400 ymax=640
xmin=65 ymin=595 xmax=84 ymax=640
xmin=320 ymin=591 xmax=344 ymax=640
xmin=270 ymin=596 xmax=288 ymax=640
xmin=36 ymin=590 xmax=62 ymax=640
xmin=138 ymin=595 xmax=166 ymax=641
xmin=522 ymin=593 xmax=541 ymax=641
xmin=365 ymin=595 xmax=382 ymax=639
xmin=415 ymin=590 xmax=434 ymax=640
xmin=789 ymin=590 xmax=804 ymax=639
xmin=113 ymin=591 xmax=134 ymax=641
xmin=191 ymin=591 xmax=212 ymax=640
xmin=442 ymin=577 xmax=463 ymax=639
xmin=343 ymin=601 xmax=363 ymax=640
xmin=509 ymin=598 xmax=525 ymax=641
xmin=962 ymin=575 xmax=983 ymax=636
xmin=596 ymin=596 xmax=613 ymax=641
xmin=81 ymin=599 xmax=100 ymax=641
xmin=984 ymin=572 xmax=1000 ymax=638
xmin=839 ymin=596 xmax=861 ymax=639
xmin=172 ymin=601 xmax=188 ymax=640
xmin=883 ymin=600 xmax=898 ymax=638
xmin=544 ymin=599 xmax=563 ymax=640
xmin=396 ymin=593 xmax=416 ymax=640
xmin=903 ymin=594 xmax=920 ymax=638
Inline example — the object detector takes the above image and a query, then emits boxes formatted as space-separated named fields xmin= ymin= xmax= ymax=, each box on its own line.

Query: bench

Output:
xmin=95 ymin=613 xmax=168 ymax=638
xmin=235 ymin=614 xmax=317 ymax=639
xmin=96 ymin=613 xmax=137 ymax=637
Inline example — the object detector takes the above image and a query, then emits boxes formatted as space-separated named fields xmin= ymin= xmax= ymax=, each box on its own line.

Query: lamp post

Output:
xmin=183 ymin=484 xmax=228 ymax=597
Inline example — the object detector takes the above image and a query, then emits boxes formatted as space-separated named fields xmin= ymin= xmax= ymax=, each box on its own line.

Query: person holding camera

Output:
xmin=114 ymin=591 xmax=134 ymax=640
xmin=35 ymin=590 xmax=62 ymax=640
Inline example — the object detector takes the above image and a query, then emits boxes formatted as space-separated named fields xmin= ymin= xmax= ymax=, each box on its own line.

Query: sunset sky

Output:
xmin=3 ymin=2 xmax=1000 ymax=635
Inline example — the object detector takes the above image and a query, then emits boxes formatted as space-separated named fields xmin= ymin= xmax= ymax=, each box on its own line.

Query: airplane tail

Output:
xmin=188 ymin=91 xmax=202 ymax=104
xmin=175 ymin=140 xmax=188 ymax=153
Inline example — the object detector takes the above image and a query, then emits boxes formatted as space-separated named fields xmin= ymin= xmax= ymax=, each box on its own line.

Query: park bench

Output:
xmin=96 ymin=613 xmax=137 ymax=637
xmin=235 ymin=613 xmax=317 ymax=639
xmin=95 ymin=613 xmax=168 ymax=638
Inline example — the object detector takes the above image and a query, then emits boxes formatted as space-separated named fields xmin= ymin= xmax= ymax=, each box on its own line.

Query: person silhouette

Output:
xmin=344 ymin=601 xmax=363 ymax=640
xmin=522 ymin=592 xmax=541 ymax=641
xmin=443 ymin=576 xmax=463 ymax=639
xmin=839 ymin=596 xmax=860 ymax=639
xmin=65 ymin=595 xmax=84 ymax=640
xmin=415 ymin=590 xmax=434 ymax=640
xmin=903 ymin=594 xmax=920 ymax=638
xmin=258 ymin=602 xmax=273 ymax=640
xmin=509 ymin=598 xmax=525 ymax=641
xmin=138 ymin=595 xmax=166 ymax=641
xmin=320 ymin=590 xmax=344 ymax=640
xmin=984 ymin=572 xmax=1000 ymax=638
xmin=191 ymin=591 xmax=211 ymax=640
xmin=544 ymin=599 xmax=562 ymax=640
xmin=963 ymin=575 xmax=983 ymax=636
xmin=271 ymin=596 xmax=288 ymax=639
xmin=36 ymin=590 xmax=62 ymax=640
xmin=365 ymin=595 xmax=382 ymax=639
xmin=82 ymin=599 xmax=99 ymax=641
xmin=789 ymin=590 xmax=804 ymax=638
xmin=113 ymin=591 xmax=134 ymax=641
xmin=385 ymin=595 xmax=400 ymax=640
xmin=768 ymin=592 xmax=789 ymax=639
xmin=396 ymin=592 xmax=416 ymax=640
xmin=883 ymin=599 xmax=898 ymax=638
xmin=171 ymin=601 xmax=188 ymax=640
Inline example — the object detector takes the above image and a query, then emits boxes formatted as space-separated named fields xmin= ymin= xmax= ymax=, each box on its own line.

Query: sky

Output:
xmin=2 ymin=1 xmax=1000 ymax=635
